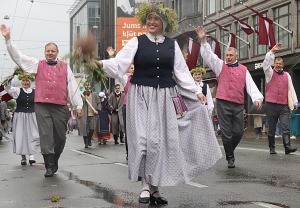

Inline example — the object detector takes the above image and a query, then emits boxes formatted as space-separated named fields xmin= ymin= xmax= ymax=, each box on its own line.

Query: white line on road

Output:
xmin=186 ymin=181 xmax=208 ymax=188
xmin=220 ymin=146 xmax=300 ymax=156
xmin=115 ymin=162 xmax=128 ymax=167
xmin=253 ymin=202 xmax=284 ymax=208
xmin=71 ymin=149 xmax=105 ymax=159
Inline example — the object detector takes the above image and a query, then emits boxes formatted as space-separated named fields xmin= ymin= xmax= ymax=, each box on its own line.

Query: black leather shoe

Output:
xmin=227 ymin=158 xmax=235 ymax=168
xmin=29 ymin=160 xmax=36 ymax=165
xmin=21 ymin=159 xmax=27 ymax=166
xmin=150 ymin=191 xmax=168 ymax=204
xmin=285 ymin=147 xmax=297 ymax=154
xmin=138 ymin=190 xmax=150 ymax=204
xmin=270 ymin=147 xmax=277 ymax=154
xmin=44 ymin=168 xmax=54 ymax=177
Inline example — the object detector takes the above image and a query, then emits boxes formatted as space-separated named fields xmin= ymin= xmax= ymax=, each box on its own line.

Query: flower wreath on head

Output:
xmin=18 ymin=73 xmax=35 ymax=82
xmin=190 ymin=67 xmax=206 ymax=76
xmin=135 ymin=3 xmax=179 ymax=34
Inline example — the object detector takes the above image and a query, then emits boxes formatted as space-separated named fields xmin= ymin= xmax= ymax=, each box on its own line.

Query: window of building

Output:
xmin=274 ymin=4 xmax=291 ymax=50
xmin=207 ymin=0 xmax=216 ymax=15
xmin=253 ymin=14 xmax=267 ymax=56
xmin=221 ymin=0 xmax=231 ymax=9
xmin=236 ymin=18 xmax=249 ymax=59
xmin=220 ymin=25 xmax=231 ymax=59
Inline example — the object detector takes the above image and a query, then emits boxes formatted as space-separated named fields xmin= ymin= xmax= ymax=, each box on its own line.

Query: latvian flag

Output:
xmin=227 ymin=12 xmax=259 ymax=35
xmin=243 ymin=4 xmax=276 ymax=48
xmin=207 ymin=35 xmax=221 ymax=58
xmin=209 ymin=19 xmax=236 ymax=48
xmin=186 ymin=37 xmax=200 ymax=70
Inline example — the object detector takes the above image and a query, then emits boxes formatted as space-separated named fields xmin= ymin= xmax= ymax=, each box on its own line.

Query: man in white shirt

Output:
xmin=196 ymin=26 xmax=263 ymax=168
xmin=262 ymin=43 xmax=298 ymax=155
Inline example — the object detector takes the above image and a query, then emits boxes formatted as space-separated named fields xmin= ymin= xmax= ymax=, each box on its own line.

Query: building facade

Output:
xmin=68 ymin=0 xmax=115 ymax=93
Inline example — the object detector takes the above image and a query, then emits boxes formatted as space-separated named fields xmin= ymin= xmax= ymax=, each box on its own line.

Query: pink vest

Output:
xmin=216 ymin=62 xmax=247 ymax=104
xmin=35 ymin=60 xmax=68 ymax=105
xmin=266 ymin=71 xmax=288 ymax=104
xmin=123 ymin=75 xmax=132 ymax=105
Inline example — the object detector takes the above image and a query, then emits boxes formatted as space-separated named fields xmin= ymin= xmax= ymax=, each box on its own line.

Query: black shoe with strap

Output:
xmin=150 ymin=191 xmax=168 ymax=205
xmin=138 ymin=190 xmax=150 ymax=204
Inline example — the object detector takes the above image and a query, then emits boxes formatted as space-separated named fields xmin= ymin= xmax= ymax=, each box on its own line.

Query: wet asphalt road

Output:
xmin=0 ymin=131 xmax=299 ymax=208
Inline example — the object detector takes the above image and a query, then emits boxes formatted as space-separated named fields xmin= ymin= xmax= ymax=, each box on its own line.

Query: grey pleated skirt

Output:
xmin=126 ymin=84 xmax=222 ymax=187
xmin=13 ymin=112 xmax=40 ymax=155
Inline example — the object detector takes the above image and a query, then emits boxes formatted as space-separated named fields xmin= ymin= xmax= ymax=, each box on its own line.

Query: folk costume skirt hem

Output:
xmin=126 ymin=84 xmax=222 ymax=187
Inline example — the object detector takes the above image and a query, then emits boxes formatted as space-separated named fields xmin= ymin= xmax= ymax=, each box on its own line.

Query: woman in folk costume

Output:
xmin=5 ymin=72 xmax=40 ymax=165
xmin=191 ymin=67 xmax=214 ymax=115
xmin=97 ymin=92 xmax=111 ymax=145
xmin=96 ymin=3 xmax=222 ymax=204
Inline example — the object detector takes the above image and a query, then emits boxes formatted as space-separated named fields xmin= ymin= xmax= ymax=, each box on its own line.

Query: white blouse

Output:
xmin=5 ymin=85 xmax=32 ymax=99
xmin=103 ymin=33 xmax=202 ymax=95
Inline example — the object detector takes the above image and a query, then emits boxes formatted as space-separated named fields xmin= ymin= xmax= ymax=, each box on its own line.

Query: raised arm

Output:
xmin=195 ymin=26 xmax=223 ymax=76
xmin=1 ymin=24 xmax=39 ymax=74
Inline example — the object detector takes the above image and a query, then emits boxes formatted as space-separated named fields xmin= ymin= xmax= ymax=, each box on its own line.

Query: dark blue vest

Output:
xmin=130 ymin=34 xmax=176 ymax=88
xmin=15 ymin=88 xmax=35 ymax=113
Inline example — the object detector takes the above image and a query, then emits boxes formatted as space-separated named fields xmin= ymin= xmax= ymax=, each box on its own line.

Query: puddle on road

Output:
xmin=64 ymin=171 xmax=144 ymax=207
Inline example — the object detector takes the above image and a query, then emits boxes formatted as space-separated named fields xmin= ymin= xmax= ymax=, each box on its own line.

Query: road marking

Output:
xmin=186 ymin=181 xmax=208 ymax=188
xmin=237 ymin=147 xmax=300 ymax=156
xmin=115 ymin=163 xmax=128 ymax=167
xmin=71 ymin=149 xmax=105 ymax=159
xmin=220 ymin=146 xmax=300 ymax=156
xmin=253 ymin=202 xmax=284 ymax=208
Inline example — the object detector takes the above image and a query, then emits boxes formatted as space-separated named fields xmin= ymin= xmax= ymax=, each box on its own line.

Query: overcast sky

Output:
xmin=0 ymin=0 xmax=75 ymax=79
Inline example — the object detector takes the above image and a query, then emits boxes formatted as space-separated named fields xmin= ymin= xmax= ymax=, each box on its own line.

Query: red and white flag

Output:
xmin=227 ymin=12 xmax=259 ymax=35
xmin=209 ymin=19 xmax=236 ymax=48
xmin=207 ymin=35 xmax=221 ymax=58
xmin=243 ymin=4 xmax=276 ymax=48
xmin=186 ymin=37 xmax=200 ymax=70
xmin=0 ymin=85 xmax=13 ymax=102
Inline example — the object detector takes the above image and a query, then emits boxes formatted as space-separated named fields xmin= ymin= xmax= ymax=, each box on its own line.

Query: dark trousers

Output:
xmin=216 ymin=99 xmax=244 ymax=160
xmin=35 ymin=103 xmax=69 ymax=155
xmin=266 ymin=102 xmax=290 ymax=137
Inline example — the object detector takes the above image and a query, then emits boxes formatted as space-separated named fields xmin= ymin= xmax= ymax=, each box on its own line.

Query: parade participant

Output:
xmin=262 ymin=43 xmax=298 ymax=154
xmin=121 ymin=63 xmax=134 ymax=160
xmin=4 ymin=73 xmax=40 ymax=165
xmin=196 ymin=25 xmax=263 ymax=168
xmin=190 ymin=67 xmax=214 ymax=115
xmin=97 ymin=92 xmax=111 ymax=145
xmin=108 ymin=84 xmax=125 ymax=144
xmin=1 ymin=24 xmax=83 ymax=177
xmin=97 ymin=3 xmax=222 ymax=204
xmin=78 ymin=81 xmax=99 ymax=148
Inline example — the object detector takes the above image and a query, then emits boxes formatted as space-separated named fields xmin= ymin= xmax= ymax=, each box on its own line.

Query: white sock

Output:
xmin=29 ymin=155 xmax=35 ymax=161
xmin=140 ymin=179 xmax=150 ymax=198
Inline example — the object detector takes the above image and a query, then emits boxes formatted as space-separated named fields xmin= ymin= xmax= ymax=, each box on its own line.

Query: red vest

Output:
xmin=216 ymin=62 xmax=247 ymax=104
xmin=35 ymin=60 xmax=68 ymax=105
xmin=266 ymin=71 xmax=288 ymax=104
xmin=123 ymin=75 xmax=132 ymax=105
